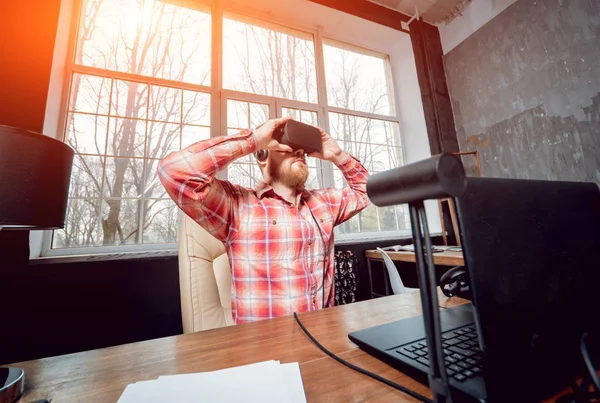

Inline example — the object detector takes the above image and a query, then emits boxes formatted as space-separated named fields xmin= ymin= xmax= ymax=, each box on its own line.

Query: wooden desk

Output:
xmin=11 ymin=292 xmax=463 ymax=402
xmin=365 ymin=249 xmax=465 ymax=267
xmin=9 ymin=292 xmax=578 ymax=402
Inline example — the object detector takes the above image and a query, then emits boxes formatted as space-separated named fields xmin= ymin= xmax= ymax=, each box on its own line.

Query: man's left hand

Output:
xmin=307 ymin=128 xmax=349 ymax=165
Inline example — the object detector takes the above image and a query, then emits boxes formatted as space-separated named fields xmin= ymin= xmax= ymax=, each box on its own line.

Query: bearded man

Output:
xmin=158 ymin=117 xmax=370 ymax=324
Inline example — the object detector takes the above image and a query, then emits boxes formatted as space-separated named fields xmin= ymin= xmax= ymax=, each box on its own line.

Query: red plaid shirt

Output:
xmin=158 ymin=129 xmax=370 ymax=323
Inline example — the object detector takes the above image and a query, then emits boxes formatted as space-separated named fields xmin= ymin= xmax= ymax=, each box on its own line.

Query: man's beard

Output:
xmin=272 ymin=161 xmax=308 ymax=188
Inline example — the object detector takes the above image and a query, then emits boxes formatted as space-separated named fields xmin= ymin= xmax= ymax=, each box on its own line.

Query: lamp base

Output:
xmin=0 ymin=367 xmax=24 ymax=403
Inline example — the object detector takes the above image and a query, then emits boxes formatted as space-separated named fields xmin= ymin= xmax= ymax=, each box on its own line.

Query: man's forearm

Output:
xmin=156 ymin=129 xmax=256 ymax=242
xmin=158 ymin=129 xmax=257 ymax=190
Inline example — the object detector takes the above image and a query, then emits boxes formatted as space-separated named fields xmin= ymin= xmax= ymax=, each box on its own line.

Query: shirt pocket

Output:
xmin=315 ymin=213 xmax=335 ymax=244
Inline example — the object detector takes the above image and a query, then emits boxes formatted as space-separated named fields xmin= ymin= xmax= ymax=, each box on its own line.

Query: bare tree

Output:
xmin=59 ymin=0 xmax=209 ymax=248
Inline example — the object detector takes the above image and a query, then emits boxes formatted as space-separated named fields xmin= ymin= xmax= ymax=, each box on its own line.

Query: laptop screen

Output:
xmin=455 ymin=177 xmax=600 ymax=400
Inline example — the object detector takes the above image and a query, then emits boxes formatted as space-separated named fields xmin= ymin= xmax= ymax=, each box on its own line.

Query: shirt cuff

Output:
xmin=334 ymin=153 xmax=356 ymax=170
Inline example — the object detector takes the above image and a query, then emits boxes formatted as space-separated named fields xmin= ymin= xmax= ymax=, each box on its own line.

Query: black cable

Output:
xmin=581 ymin=333 xmax=600 ymax=393
xmin=293 ymin=312 xmax=433 ymax=403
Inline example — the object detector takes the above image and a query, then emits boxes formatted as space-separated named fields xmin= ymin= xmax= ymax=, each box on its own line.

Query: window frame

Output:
xmin=40 ymin=0 xmax=407 ymax=257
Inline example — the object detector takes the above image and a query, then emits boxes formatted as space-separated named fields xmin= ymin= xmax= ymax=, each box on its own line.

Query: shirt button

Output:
xmin=308 ymin=240 xmax=312 ymax=245
xmin=272 ymin=220 xmax=276 ymax=225
xmin=320 ymin=218 xmax=324 ymax=223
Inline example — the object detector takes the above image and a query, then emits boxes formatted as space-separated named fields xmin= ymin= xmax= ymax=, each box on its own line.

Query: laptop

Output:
xmin=349 ymin=177 xmax=600 ymax=402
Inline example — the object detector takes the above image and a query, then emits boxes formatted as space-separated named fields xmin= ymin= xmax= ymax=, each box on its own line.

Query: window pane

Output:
xmin=142 ymin=159 xmax=168 ymax=199
xmin=182 ymin=91 xmax=210 ymax=126
xmin=336 ymin=214 xmax=359 ymax=235
xmin=111 ymin=80 xmax=148 ymax=119
xmin=142 ymin=199 xmax=179 ymax=244
xmin=282 ymin=107 xmax=318 ymax=127
xmin=100 ymin=199 xmax=140 ymax=245
xmin=223 ymin=17 xmax=317 ymax=103
xmin=66 ymin=113 xmax=108 ymax=155
xmin=147 ymin=121 xmax=181 ymax=159
xmin=352 ymin=142 xmax=373 ymax=170
xmin=306 ymin=167 xmax=320 ymax=190
xmin=69 ymin=73 xmax=111 ymax=115
xmin=228 ymin=100 xmax=249 ymax=129
xmin=329 ymin=112 xmax=402 ymax=172
xmin=323 ymin=41 xmax=392 ymax=115
xmin=250 ymin=103 xmax=269 ymax=129
xmin=369 ymin=119 xmax=401 ymax=146
xmin=227 ymin=99 xmax=270 ymax=130
xmin=396 ymin=205 xmax=410 ymax=231
xmin=378 ymin=206 xmax=397 ymax=231
xmin=301 ymin=110 xmax=318 ymax=126
xmin=103 ymin=157 xmax=144 ymax=198
xmin=69 ymin=155 xmax=105 ymax=198
xmin=360 ymin=205 xmax=379 ymax=232
xmin=333 ymin=169 xmax=345 ymax=190
xmin=76 ymin=0 xmax=211 ymax=85
xmin=182 ymin=126 xmax=210 ymax=149
xmin=107 ymin=118 xmax=146 ymax=157
xmin=52 ymin=199 xmax=101 ymax=248
xmin=149 ymin=85 xmax=181 ymax=123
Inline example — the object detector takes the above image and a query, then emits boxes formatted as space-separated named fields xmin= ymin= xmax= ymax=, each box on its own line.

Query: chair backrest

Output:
xmin=376 ymin=247 xmax=418 ymax=295
xmin=178 ymin=214 xmax=234 ymax=333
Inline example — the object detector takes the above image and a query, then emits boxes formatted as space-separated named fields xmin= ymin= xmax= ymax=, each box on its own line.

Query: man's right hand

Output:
xmin=253 ymin=117 xmax=293 ymax=152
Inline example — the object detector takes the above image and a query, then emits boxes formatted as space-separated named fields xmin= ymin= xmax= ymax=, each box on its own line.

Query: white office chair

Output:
xmin=178 ymin=214 xmax=234 ymax=333
xmin=376 ymin=247 xmax=419 ymax=295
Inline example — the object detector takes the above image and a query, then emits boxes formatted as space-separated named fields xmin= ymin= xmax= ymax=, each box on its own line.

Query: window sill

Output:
xmin=334 ymin=233 xmax=413 ymax=246
xmin=30 ymin=249 xmax=178 ymax=265
xmin=333 ymin=231 xmax=441 ymax=246
xmin=30 ymin=233 xmax=441 ymax=264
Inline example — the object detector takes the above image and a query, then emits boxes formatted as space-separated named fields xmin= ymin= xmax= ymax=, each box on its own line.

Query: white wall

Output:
xmin=390 ymin=35 xmax=440 ymax=232
xmin=438 ymin=0 xmax=518 ymax=54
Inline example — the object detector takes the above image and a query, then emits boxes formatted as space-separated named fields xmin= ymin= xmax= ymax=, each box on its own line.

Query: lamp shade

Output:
xmin=0 ymin=125 xmax=74 ymax=230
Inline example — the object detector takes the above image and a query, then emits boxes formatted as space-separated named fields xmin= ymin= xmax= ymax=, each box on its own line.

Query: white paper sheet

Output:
xmin=281 ymin=363 xmax=308 ymax=403
xmin=117 ymin=360 xmax=307 ymax=403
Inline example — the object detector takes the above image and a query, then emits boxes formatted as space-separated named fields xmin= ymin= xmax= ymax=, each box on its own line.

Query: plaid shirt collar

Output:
xmin=255 ymin=181 xmax=311 ymax=204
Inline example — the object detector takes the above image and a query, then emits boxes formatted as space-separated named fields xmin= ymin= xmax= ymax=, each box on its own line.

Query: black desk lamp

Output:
xmin=0 ymin=125 xmax=74 ymax=403
xmin=367 ymin=153 xmax=467 ymax=403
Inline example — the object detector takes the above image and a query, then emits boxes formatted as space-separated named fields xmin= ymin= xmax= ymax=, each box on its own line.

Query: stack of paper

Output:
xmin=117 ymin=360 xmax=307 ymax=403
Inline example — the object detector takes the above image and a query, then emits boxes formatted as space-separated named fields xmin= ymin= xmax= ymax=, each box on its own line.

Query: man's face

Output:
xmin=267 ymin=149 xmax=309 ymax=188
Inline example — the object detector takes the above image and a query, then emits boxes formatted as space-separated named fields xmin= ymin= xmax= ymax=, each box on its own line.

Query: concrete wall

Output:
xmin=443 ymin=0 xmax=600 ymax=184
xmin=438 ymin=0 xmax=518 ymax=55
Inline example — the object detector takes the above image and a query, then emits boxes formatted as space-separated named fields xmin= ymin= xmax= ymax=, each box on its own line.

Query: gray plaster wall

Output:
xmin=444 ymin=0 xmax=600 ymax=183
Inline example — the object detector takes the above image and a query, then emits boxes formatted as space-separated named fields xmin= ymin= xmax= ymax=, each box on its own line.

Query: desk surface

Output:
xmin=11 ymin=292 xmax=572 ymax=402
xmin=366 ymin=249 xmax=465 ymax=267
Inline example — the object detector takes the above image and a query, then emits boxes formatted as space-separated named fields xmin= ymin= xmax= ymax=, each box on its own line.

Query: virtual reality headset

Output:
xmin=274 ymin=120 xmax=322 ymax=154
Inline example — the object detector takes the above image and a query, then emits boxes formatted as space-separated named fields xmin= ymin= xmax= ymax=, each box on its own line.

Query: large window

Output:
xmin=48 ymin=0 xmax=407 ymax=255
xmin=323 ymin=40 xmax=408 ymax=235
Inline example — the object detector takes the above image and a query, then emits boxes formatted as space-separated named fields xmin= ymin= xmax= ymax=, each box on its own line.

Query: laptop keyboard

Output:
xmin=396 ymin=326 xmax=483 ymax=382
